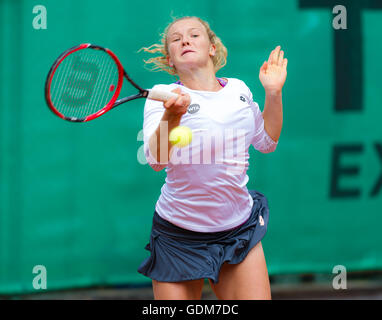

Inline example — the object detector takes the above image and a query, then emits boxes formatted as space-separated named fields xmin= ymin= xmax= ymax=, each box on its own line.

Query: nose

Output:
xmin=182 ymin=37 xmax=190 ymax=47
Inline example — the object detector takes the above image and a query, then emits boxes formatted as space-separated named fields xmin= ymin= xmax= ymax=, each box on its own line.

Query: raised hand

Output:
xmin=259 ymin=45 xmax=288 ymax=94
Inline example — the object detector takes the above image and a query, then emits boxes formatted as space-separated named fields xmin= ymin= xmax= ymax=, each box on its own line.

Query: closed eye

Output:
xmin=171 ymin=34 xmax=199 ymax=42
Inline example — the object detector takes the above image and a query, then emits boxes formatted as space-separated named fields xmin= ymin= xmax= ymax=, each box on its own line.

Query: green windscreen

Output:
xmin=0 ymin=0 xmax=381 ymax=294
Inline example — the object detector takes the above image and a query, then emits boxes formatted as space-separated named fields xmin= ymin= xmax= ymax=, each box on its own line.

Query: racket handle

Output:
xmin=147 ymin=89 xmax=178 ymax=102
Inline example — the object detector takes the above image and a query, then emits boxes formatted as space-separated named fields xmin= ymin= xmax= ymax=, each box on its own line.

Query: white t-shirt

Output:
xmin=143 ymin=78 xmax=278 ymax=232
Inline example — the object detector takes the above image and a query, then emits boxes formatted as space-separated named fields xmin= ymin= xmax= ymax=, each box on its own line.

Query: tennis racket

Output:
xmin=45 ymin=43 xmax=178 ymax=122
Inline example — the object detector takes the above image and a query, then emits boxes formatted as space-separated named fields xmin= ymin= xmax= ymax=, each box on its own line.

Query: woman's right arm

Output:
xmin=148 ymin=87 xmax=191 ymax=164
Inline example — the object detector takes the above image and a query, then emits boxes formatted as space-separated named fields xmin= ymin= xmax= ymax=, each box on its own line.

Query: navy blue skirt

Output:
xmin=137 ymin=189 xmax=270 ymax=284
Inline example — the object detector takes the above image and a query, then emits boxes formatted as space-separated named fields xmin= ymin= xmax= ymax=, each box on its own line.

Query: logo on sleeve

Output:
xmin=188 ymin=104 xmax=200 ymax=114
xmin=239 ymin=94 xmax=252 ymax=105
xmin=240 ymin=94 xmax=249 ymax=103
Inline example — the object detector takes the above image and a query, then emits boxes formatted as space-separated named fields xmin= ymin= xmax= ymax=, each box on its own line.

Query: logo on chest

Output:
xmin=187 ymin=104 xmax=201 ymax=114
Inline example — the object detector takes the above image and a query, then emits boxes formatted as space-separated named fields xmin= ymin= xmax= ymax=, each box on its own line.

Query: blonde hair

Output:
xmin=139 ymin=16 xmax=227 ymax=76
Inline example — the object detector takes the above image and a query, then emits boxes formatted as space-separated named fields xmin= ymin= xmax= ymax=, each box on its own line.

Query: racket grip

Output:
xmin=147 ymin=89 xmax=178 ymax=102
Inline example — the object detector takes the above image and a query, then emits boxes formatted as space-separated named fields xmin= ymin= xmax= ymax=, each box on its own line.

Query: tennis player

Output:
xmin=138 ymin=16 xmax=287 ymax=300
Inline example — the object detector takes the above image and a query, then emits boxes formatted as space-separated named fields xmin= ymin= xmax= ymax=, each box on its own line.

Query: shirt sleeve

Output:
xmin=247 ymin=85 xmax=278 ymax=153
xmin=143 ymin=86 xmax=168 ymax=171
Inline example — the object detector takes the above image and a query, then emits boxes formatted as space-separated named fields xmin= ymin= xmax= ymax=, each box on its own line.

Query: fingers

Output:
xmin=268 ymin=45 xmax=286 ymax=67
xmin=164 ymin=95 xmax=177 ymax=109
xmin=175 ymin=93 xmax=191 ymax=108
xmin=172 ymin=87 xmax=190 ymax=107
xmin=164 ymin=88 xmax=190 ymax=115
xmin=164 ymin=87 xmax=184 ymax=108
xmin=278 ymin=50 xmax=284 ymax=66
xmin=171 ymin=87 xmax=182 ymax=94
xmin=268 ymin=50 xmax=273 ymax=65
xmin=272 ymin=46 xmax=280 ymax=65
xmin=283 ymin=58 xmax=288 ymax=69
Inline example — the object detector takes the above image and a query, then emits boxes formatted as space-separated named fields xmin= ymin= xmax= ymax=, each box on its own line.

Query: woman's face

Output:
xmin=167 ymin=18 xmax=216 ymax=73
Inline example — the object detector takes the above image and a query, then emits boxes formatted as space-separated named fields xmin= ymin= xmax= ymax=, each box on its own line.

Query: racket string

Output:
xmin=72 ymin=52 xmax=100 ymax=117
xmin=50 ymin=47 xmax=121 ymax=119
xmin=81 ymin=51 xmax=100 ymax=118
xmin=52 ymin=54 xmax=73 ymax=111
xmin=89 ymin=52 xmax=113 ymax=117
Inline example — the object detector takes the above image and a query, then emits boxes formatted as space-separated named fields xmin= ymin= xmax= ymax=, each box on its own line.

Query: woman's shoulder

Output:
xmin=219 ymin=77 xmax=247 ymax=86
xmin=223 ymin=78 xmax=251 ymax=91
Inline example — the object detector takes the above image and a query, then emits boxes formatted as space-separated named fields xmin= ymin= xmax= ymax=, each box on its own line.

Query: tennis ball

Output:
xmin=169 ymin=126 xmax=193 ymax=148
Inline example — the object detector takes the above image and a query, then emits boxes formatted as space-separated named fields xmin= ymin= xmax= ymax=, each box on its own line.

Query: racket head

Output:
xmin=45 ymin=44 xmax=124 ymax=122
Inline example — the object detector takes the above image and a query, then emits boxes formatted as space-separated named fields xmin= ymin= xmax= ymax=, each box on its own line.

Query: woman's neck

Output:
xmin=177 ymin=68 xmax=222 ymax=92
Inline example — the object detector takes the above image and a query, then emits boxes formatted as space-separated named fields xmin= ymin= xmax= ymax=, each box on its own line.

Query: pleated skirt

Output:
xmin=137 ymin=189 xmax=270 ymax=284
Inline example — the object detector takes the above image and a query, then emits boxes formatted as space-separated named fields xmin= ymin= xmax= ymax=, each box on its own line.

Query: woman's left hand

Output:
xmin=259 ymin=45 xmax=288 ymax=95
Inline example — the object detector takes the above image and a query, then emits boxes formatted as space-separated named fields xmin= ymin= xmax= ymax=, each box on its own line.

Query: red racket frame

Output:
xmin=45 ymin=44 xmax=124 ymax=122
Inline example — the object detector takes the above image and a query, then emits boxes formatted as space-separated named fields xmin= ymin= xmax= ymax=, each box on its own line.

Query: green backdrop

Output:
xmin=0 ymin=0 xmax=381 ymax=294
